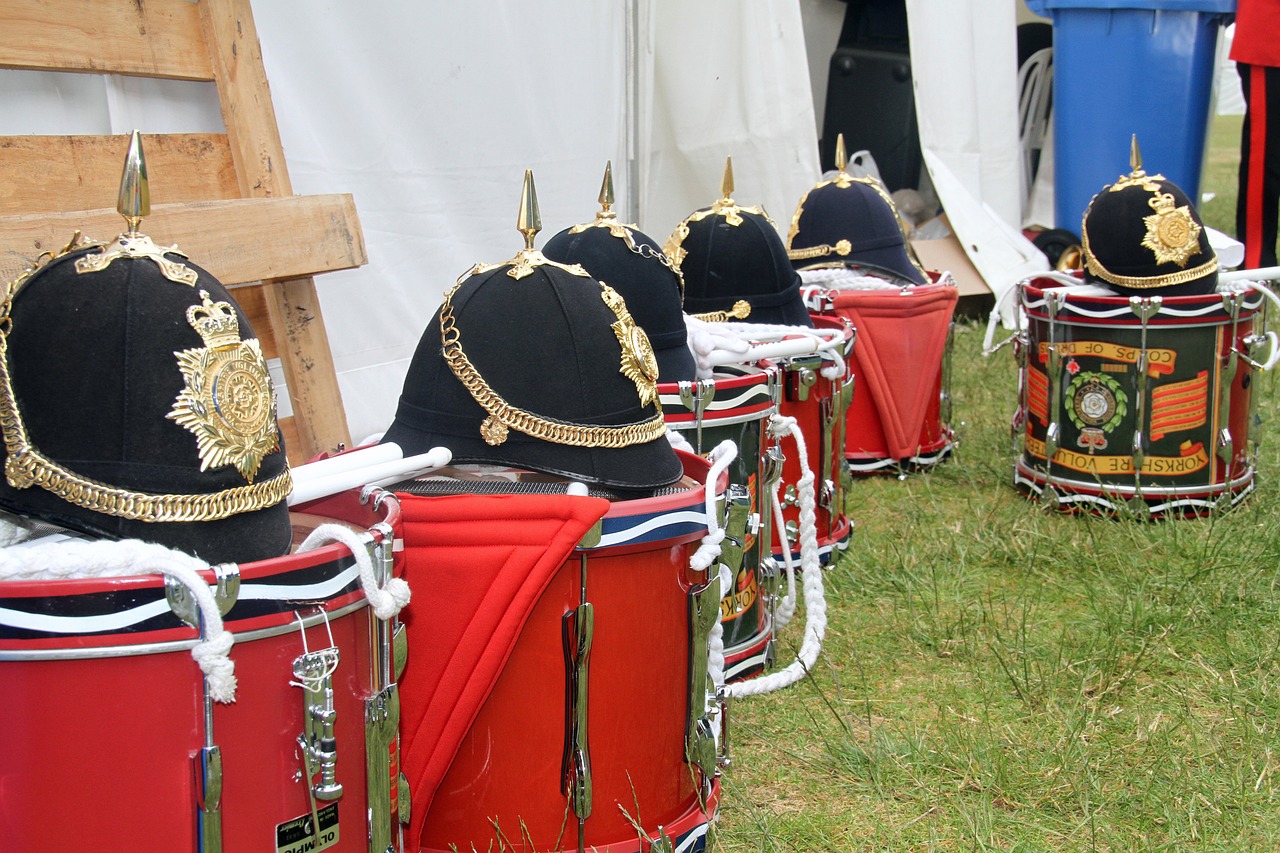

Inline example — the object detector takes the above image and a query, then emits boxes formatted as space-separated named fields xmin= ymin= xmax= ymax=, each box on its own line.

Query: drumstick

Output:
xmin=287 ymin=446 xmax=454 ymax=506
xmin=289 ymin=442 xmax=405 ymax=486
xmin=1219 ymin=266 xmax=1280 ymax=283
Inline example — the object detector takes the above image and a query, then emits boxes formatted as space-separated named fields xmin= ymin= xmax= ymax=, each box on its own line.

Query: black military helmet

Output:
xmin=665 ymin=157 xmax=814 ymax=327
xmin=0 ymin=134 xmax=292 ymax=563
xmin=786 ymin=134 xmax=928 ymax=285
xmin=543 ymin=162 xmax=696 ymax=384
xmin=382 ymin=171 xmax=682 ymax=492
xmin=1082 ymin=137 xmax=1218 ymax=297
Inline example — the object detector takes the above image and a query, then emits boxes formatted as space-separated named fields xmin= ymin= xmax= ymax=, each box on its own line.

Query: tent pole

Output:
xmin=624 ymin=0 xmax=641 ymax=226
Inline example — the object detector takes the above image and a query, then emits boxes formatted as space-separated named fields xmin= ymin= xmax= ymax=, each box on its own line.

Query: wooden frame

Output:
xmin=0 ymin=0 xmax=361 ymax=463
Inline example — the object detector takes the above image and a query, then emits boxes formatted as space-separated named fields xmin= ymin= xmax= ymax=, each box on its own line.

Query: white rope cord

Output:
xmin=769 ymin=474 xmax=797 ymax=631
xmin=0 ymin=516 xmax=238 ymax=702
xmin=713 ymin=320 xmax=847 ymax=381
xmin=297 ymin=523 xmax=410 ymax=621
xmin=798 ymin=267 xmax=905 ymax=292
xmin=722 ymin=414 xmax=827 ymax=699
xmin=691 ymin=440 xmax=738 ymax=696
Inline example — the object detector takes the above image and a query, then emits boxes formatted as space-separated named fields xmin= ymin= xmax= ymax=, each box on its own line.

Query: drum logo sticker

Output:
xmin=1065 ymin=371 xmax=1126 ymax=452
xmin=275 ymin=802 xmax=339 ymax=853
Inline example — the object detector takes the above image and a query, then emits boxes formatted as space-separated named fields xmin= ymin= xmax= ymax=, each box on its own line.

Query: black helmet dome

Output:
xmin=382 ymin=170 xmax=682 ymax=492
xmin=543 ymin=161 xmax=696 ymax=384
xmin=1081 ymin=137 xmax=1218 ymax=297
xmin=0 ymin=134 xmax=292 ymax=563
xmin=665 ymin=157 xmax=813 ymax=328
xmin=786 ymin=134 xmax=928 ymax=285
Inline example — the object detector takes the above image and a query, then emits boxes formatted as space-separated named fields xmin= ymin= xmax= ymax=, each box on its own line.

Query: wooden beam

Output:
xmin=0 ymin=134 xmax=239 ymax=215
xmin=0 ymin=0 xmax=213 ymax=80
xmin=0 ymin=195 xmax=367 ymax=287
xmin=200 ymin=0 xmax=352 ymax=457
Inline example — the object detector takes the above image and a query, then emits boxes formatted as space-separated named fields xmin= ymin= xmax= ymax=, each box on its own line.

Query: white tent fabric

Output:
xmin=905 ymin=0 xmax=1049 ymax=327
xmin=0 ymin=1 xmax=820 ymax=445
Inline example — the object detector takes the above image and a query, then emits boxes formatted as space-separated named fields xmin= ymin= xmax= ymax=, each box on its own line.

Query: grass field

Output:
xmin=710 ymin=112 xmax=1280 ymax=851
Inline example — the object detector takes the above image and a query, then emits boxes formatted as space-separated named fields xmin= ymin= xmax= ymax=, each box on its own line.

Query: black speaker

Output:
xmin=821 ymin=46 xmax=921 ymax=192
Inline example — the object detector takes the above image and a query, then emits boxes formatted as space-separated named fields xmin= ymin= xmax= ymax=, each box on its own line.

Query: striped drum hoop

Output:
xmin=0 ymin=488 xmax=405 ymax=853
xmin=659 ymin=364 xmax=782 ymax=682
xmin=395 ymin=451 xmax=724 ymax=853
xmin=1015 ymin=278 xmax=1269 ymax=515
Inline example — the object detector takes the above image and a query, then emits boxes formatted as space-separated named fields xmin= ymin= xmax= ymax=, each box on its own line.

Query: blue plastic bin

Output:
xmin=1026 ymin=0 xmax=1234 ymax=234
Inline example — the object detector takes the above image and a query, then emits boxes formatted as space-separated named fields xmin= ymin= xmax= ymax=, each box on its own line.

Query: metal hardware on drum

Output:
xmin=166 ymin=562 xmax=240 ymax=624
xmin=1043 ymin=289 xmax=1065 ymax=466
xmin=561 ymin=550 xmax=596 ymax=853
xmin=365 ymin=521 xmax=404 ymax=853
xmin=1219 ymin=291 xmax=1243 ymax=467
xmin=1128 ymin=296 xmax=1161 ymax=519
xmin=718 ymin=485 xmax=751 ymax=585
xmin=686 ymin=581 xmax=722 ymax=791
xmin=194 ymin=742 xmax=224 ymax=853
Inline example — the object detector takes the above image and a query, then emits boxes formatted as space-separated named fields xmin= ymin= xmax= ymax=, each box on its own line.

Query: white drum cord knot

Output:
xmin=723 ymin=414 xmax=827 ymax=699
xmin=298 ymin=523 xmax=410 ymax=621
xmin=0 ymin=522 xmax=238 ymax=702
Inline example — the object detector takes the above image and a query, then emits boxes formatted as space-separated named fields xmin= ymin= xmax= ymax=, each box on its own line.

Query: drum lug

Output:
xmin=717 ymin=485 xmax=751 ymax=579
xmin=649 ymin=829 xmax=676 ymax=853
xmin=365 ymin=684 xmax=402 ymax=853
xmin=1218 ymin=292 xmax=1242 ymax=466
xmin=1044 ymin=289 xmax=1065 ymax=463
xmin=784 ymin=520 xmax=798 ymax=543
xmin=1129 ymin=296 xmax=1162 ymax=495
xmin=561 ymin=597 xmax=594 ymax=823
xmin=786 ymin=365 xmax=817 ymax=402
xmin=192 ymin=744 xmax=223 ymax=853
xmin=392 ymin=622 xmax=408 ymax=682
xmin=819 ymin=478 xmax=836 ymax=513
xmin=686 ymin=581 xmax=721 ymax=784
xmin=166 ymin=563 xmax=239 ymax=627
xmin=782 ymin=484 xmax=798 ymax=509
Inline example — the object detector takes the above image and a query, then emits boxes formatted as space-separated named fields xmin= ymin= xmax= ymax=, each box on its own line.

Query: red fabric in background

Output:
xmin=395 ymin=491 xmax=610 ymax=847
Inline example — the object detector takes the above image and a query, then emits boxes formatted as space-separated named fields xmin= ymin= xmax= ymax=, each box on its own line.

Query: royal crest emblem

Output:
xmin=1142 ymin=191 xmax=1201 ymax=267
xmin=168 ymin=290 xmax=280 ymax=482
xmin=1066 ymin=371 xmax=1127 ymax=451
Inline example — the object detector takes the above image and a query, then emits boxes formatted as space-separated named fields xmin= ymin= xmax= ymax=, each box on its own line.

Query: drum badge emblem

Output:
xmin=601 ymin=284 xmax=660 ymax=407
xmin=1066 ymin=371 xmax=1127 ymax=453
xmin=169 ymin=290 xmax=280 ymax=481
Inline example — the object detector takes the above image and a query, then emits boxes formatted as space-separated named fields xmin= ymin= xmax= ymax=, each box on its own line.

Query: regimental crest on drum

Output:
xmin=169 ymin=290 xmax=281 ymax=482
xmin=1065 ymin=370 xmax=1126 ymax=453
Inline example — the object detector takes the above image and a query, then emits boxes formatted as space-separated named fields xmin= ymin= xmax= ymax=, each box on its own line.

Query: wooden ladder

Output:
xmin=0 ymin=0 xmax=360 ymax=464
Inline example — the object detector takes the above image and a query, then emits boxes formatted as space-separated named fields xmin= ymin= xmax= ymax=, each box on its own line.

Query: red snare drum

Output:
xmin=1015 ymin=279 xmax=1269 ymax=515
xmin=660 ymin=364 xmax=781 ymax=682
xmin=810 ymin=277 xmax=959 ymax=473
xmin=0 ymin=488 xmax=405 ymax=853
xmin=772 ymin=314 xmax=855 ymax=563
xmin=396 ymin=452 xmax=723 ymax=853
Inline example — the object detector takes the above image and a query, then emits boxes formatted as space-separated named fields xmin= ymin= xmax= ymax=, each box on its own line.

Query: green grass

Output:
xmin=710 ymin=113 xmax=1280 ymax=851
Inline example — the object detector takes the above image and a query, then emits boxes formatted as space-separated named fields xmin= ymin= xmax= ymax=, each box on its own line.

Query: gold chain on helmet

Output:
xmin=0 ymin=235 xmax=293 ymax=524
xmin=690 ymin=300 xmax=753 ymax=323
xmin=439 ymin=279 xmax=667 ymax=449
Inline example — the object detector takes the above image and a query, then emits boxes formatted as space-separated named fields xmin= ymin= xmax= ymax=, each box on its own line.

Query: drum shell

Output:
xmin=0 ymin=490 xmax=400 ymax=852
xmin=773 ymin=314 xmax=855 ymax=562
xmin=404 ymin=454 xmax=720 ymax=852
xmin=1016 ymin=280 xmax=1262 ymax=513
xmin=812 ymin=280 xmax=958 ymax=472
xmin=659 ymin=365 xmax=779 ymax=681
